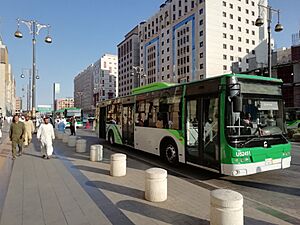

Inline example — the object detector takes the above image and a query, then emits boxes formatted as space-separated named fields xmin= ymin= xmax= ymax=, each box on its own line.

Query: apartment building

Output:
xmin=55 ymin=98 xmax=74 ymax=110
xmin=118 ymin=26 xmax=140 ymax=97
xmin=137 ymin=0 xmax=268 ymax=85
xmin=0 ymin=37 xmax=16 ymax=117
xmin=93 ymin=54 xmax=118 ymax=103
xmin=74 ymin=65 xmax=94 ymax=115
xmin=74 ymin=54 xmax=118 ymax=115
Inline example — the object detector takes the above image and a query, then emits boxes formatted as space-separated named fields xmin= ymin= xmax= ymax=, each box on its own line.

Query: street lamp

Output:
xmin=14 ymin=18 xmax=52 ymax=117
xmin=131 ymin=66 xmax=146 ymax=87
xmin=255 ymin=4 xmax=283 ymax=77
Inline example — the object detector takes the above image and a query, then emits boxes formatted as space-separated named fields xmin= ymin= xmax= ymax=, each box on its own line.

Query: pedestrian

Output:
xmin=70 ymin=116 xmax=76 ymax=135
xmin=24 ymin=115 xmax=35 ymax=147
xmin=9 ymin=115 xmax=25 ymax=160
xmin=37 ymin=117 xmax=55 ymax=159
xmin=58 ymin=119 xmax=66 ymax=133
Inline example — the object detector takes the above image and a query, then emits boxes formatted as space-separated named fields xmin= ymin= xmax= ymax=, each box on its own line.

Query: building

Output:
xmin=74 ymin=65 xmax=94 ymax=115
xmin=134 ymin=0 xmax=268 ymax=86
xmin=15 ymin=97 xmax=22 ymax=114
xmin=55 ymin=98 xmax=74 ymax=110
xmin=74 ymin=54 xmax=118 ymax=115
xmin=93 ymin=54 xmax=118 ymax=104
xmin=118 ymin=25 xmax=140 ymax=97
xmin=0 ymin=37 xmax=16 ymax=117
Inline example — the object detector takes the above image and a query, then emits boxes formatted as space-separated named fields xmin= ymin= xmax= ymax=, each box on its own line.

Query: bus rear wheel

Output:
xmin=108 ymin=131 xmax=115 ymax=145
xmin=161 ymin=140 xmax=178 ymax=164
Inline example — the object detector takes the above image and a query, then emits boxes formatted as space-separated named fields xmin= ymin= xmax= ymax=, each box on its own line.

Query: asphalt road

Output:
xmin=79 ymin=129 xmax=300 ymax=223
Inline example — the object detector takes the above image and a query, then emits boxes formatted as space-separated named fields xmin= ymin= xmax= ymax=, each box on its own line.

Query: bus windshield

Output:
xmin=226 ymin=81 xmax=288 ymax=148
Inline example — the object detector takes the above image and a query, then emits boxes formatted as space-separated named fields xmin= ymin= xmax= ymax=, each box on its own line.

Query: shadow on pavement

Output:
xmin=223 ymin=179 xmax=300 ymax=197
xmin=73 ymin=165 xmax=110 ymax=176
xmin=86 ymin=180 xmax=144 ymax=199
xmin=117 ymin=200 xmax=209 ymax=225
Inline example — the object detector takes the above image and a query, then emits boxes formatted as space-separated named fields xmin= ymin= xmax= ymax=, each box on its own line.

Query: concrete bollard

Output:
xmin=90 ymin=144 xmax=103 ymax=161
xmin=110 ymin=153 xmax=126 ymax=177
xmin=210 ymin=189 xmax=243 ymax=225
xmin=76 ymin=139 xmax=87 ymax=153
xmin=68 ymin=136 xmax=77 ymax=147
xmin=62 ymin=133 xmax=69 ymax=143
xmin=145 ymin=168 xmax=167 ymax=202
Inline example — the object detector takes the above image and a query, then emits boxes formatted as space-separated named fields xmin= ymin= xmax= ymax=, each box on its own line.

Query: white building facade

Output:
xmin=74 ymin=54 xmax=118 ymax=115
xmin=118 ymin=26 xmax=140 ymax=97
xmin=138 ymin=0 xmax=268 ymax=85
xmin=0 ymin=37 xmax=16 ymax=117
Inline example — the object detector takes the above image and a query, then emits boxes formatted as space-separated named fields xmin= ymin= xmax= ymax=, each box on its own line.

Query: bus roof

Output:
xmin=131 ymin=73 xmax=282 ymax=95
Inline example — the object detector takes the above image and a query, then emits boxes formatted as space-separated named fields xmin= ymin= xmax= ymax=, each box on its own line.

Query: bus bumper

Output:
xmin=221 ymin=156 xmax=291 ymax=176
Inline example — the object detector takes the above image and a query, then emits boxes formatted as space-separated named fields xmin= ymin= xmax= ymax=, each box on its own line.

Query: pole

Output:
xmin=29 ymin=70 xmax=32 ymax=110
xmin=32 ymin=21 xmax=36 ymax=116
xmin=267 ymin=6 xmax=272 ymax=78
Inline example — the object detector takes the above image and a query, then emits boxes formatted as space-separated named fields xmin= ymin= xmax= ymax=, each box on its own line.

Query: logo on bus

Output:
xmin=236 ymin=151 xmax=251 ymax=157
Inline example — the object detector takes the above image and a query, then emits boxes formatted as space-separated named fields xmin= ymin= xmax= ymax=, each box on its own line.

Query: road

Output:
xmin=80 ymin=129 xmax=300 ymax=224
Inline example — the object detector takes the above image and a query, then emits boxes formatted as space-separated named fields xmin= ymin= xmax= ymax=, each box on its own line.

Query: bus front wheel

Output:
xmin=108 ymin=131 xmax=115 ymax=145
xmin=161 ymin=139 xmax=178 ymax=164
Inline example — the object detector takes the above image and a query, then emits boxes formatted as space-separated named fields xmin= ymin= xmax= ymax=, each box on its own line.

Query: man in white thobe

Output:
xmin=24 ymin=116 xmax=35 ymax=146
xmin=37 ymin=117 xmax=55 ymax=159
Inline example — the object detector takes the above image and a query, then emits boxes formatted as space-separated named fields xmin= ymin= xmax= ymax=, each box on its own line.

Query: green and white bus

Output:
xmin=64 ymin=108 xmax=83 ymax=128
xmin=97 ymin=74 xmax=291 ymax=176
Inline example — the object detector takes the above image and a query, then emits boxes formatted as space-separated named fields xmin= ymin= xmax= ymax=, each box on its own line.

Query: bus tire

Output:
xmin=160 ymin=138 xmax=178 ymax=164
xmin=108 ymin=131 xmax=115 ymax=145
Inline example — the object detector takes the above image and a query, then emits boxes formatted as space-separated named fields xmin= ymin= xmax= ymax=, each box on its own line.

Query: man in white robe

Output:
xmin=24 ymin=116 xmax=35 ymax=146
xmin=37 ymin=117 xmax=55 ymax=159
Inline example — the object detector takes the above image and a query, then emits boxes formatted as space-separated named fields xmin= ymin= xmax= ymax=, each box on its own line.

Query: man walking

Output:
xmin=9 ymin=115 xmax=25 ymax=160
xmin=37 ymin=117 xmax=55 ymax=159
xmin=24 ymin=115 xmax=35 ymax=147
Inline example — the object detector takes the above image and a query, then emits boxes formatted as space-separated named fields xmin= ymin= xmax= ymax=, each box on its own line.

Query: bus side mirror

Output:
xmin=232 ymin=96 xmax=242 ymax=112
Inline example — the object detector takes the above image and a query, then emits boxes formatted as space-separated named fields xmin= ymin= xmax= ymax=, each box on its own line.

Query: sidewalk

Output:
xmin=0 ymin=129 xmax=294 ymax=225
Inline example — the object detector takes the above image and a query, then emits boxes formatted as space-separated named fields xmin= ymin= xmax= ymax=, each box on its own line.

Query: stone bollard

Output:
xmin=293 ymin=133 xmax=300 ymax=142
xmin=110 ymin=153 xmax=126 ymax=177
xmin=76 ymin=139 xmax=87 ymax=153
xmin=68 ymin=136 xmax=77 ymax=147
xmin=62 ymin=133 xmax=69 ymax=143
xmin=145 ymin=168 xmax=167 ymax=202
xmin=90 ymin=144 xmax=103 ymax=161
xmin=210 ymin=189 xmax=243 ymax=225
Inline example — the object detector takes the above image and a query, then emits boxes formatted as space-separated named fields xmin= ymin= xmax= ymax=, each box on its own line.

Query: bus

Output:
xmin=64 ymin=107 xmax=83 ymax=128
xmin=97 ymin=74 xmax=291 ymax=176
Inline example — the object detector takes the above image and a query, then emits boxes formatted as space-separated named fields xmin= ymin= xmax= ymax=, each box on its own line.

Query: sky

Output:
xmin=0 ymin=0 xmax=300 ymax=107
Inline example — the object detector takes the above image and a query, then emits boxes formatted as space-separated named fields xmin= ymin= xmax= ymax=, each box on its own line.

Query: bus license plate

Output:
xmin=265 ymin=158 xmax=273 ymax=165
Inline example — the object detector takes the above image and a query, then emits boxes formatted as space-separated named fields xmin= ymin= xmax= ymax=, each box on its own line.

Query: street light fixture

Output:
xmin=14 ymin=18 xmax=52 ymax=117
xmin=131 ymin=66 xmax=146 ymax=87
xmin=255 ymin=4 xmax=283 ymax=78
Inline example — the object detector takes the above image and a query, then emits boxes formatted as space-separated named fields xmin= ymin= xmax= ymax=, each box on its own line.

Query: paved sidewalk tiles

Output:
xmin=0 ymin=130 xmax=295 ymax=225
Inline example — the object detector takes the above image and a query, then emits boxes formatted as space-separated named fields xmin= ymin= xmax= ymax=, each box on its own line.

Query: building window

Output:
xmin=238 ymin=6 xmax=241 ymax=11
xmin=223 ymin=54 xmax=227 ymax=60
xmin=200 ymin=41 xmax=204 ymax=47
xmin=230 ymin=24 xmax=233 ymax=29
xmin=200 ymin=52 xmax=203 ymax=58
xmin=200 ymin=64 xmax=204 ymax=69
xmin=223 ymin=33 xmax=227 ymax=38
xmin=238 ymin=37 xmax=242 ymax=42
xmin=238 ymin=47 xmax=242 ymax=52
xmin=223 ymin=12 xmax=227 ymax=17
xmin=230 ymin=45 xmax=234 ymax=50
xmin=223 ymin=65 xmax=227 ymax=70
xmin=238 ymin=27 xmax=242 ymax=32
xmin=230 ymin=14 xmax=233 ymax=19
xmin=223 ymin=44 xmax=227 ymax=49
xmin=246 ymin=9 xmax=249 ymax=14
xmin=223 ymin=22 xmax=227 ymax=28
xmin=238 ymin=16 xmax=241 ymax=22
xmin=230 ymin=35 xmax=234 ymax=40
xmin=230 ymin=56 xmax=234 ymax=61
xmin=223 ymin=1 xmax=226 ymax=6
xmin=199 ymin=8 xmax=204 ymax=14
xmin=230 ymin=4 xmax=233 ymax=9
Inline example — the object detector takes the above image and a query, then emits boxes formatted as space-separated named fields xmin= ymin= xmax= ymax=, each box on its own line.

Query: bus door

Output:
xmin=99 ymin=107 xmax=106 ymax=139
xmin=186 ymin=97 xmax=220 ymax=170
xmin=122 ymin=104 xmax=134 ymax=146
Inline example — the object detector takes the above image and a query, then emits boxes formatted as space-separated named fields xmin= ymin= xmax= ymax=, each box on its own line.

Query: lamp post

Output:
xmin=131 ymin=66 xmax=146 ymax=87
xmin=255 ymin=4 xmax=283 ymax=77
xmin=14 ymin=18 xmax=52 ymax=117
